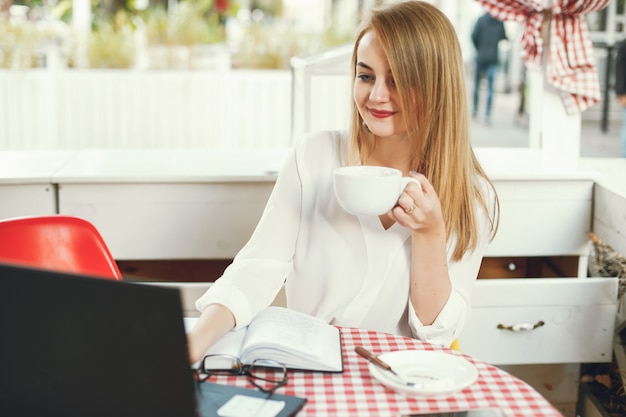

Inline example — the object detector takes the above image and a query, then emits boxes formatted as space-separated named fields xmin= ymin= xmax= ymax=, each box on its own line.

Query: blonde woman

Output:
xmin=188 ymin=1 xmax=499 ymax=363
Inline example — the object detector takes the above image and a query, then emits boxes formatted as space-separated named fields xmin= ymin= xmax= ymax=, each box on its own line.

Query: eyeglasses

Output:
xmin=194 ymin=354 xmax=288 ymax=395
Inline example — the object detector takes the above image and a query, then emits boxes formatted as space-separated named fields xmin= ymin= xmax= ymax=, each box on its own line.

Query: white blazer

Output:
xmin=196 ymin=130 xmax=495 ymax=347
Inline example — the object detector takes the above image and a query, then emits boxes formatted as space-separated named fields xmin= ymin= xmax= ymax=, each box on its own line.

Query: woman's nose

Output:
xmin=369 ymin=80 xmax=391 ymax=103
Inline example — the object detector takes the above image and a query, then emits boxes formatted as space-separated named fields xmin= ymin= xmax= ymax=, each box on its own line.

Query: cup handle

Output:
xmin=400 ymin=176 xmax=420 ymax=190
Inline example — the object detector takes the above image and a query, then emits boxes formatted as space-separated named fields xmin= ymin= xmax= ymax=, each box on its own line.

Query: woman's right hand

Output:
xmin=186 ymin=303 xmax=236 ymax=364
xmin=390 ymin=172 xmax=444 ymax=236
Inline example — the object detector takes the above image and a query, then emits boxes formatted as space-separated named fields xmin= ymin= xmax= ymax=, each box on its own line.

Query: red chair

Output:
xmin=0 ymin=215 xmax=123 ymax=280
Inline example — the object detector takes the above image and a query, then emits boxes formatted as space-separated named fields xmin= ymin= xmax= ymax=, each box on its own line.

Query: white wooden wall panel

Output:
xmin=57 ymin=182 xmax=275 ymax=260
xmin=309 ymin=75 xmax=352 ymax=134
xmin=592 ymin=183 xmax=626 ymax=259
xmin=0 ymin=184 xmax=57 ymax=219
xmin=487 ymin=180 xmax=593 ymax=257
xmin=0 ymin=70 xmax=293 ymax=150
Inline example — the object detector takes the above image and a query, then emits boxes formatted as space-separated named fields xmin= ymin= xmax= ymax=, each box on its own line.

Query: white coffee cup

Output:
xmin=333 ymin=166 xmax=420 ymax=216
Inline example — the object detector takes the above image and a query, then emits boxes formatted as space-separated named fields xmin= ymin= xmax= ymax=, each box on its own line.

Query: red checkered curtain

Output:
xmin=475 ymin=0 xmax=609 ymax=114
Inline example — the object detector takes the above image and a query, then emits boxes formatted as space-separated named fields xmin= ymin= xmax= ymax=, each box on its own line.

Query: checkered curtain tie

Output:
xmin=475 ymin=0 xmax=609 ymax=114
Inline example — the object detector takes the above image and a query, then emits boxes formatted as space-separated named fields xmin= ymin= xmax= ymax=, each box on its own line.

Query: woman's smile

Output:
xmin=369 ymin=108 xmax=396 ymax=119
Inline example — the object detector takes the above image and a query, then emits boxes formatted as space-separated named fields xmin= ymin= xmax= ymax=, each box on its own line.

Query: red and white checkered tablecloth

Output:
xmin=211 ymin=327 xmax=563 ymax=417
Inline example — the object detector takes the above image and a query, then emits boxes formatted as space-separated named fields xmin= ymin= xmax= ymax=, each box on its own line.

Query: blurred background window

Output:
xmin=0 ymin=0 xmax=380 ymax=70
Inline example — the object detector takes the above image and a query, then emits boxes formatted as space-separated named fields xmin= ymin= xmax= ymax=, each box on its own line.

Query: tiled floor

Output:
xmin=470 ymin=86 xmax=624 ymax=158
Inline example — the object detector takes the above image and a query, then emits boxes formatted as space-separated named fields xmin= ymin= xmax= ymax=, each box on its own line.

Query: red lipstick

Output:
xmin=369 ymin=109 xmax=395 ymax=118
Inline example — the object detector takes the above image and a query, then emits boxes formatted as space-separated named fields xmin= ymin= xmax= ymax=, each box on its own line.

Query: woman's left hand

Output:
xmin=389 ymin=172 xmax=444 ymax=235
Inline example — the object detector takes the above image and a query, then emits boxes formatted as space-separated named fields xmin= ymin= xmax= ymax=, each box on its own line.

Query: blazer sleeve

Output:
xmin=195 ymin=144 xmax=303 ymax=328
xmin=407 ymin=178 xmax=497 ymax=347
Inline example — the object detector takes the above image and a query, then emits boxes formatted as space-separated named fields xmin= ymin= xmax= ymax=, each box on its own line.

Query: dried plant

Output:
xmin=589 ymin=232 xmax=626 ymax=298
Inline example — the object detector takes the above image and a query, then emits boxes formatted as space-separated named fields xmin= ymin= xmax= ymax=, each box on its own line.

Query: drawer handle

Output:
xmin=497 ymin=321 xmax=545 ymax=332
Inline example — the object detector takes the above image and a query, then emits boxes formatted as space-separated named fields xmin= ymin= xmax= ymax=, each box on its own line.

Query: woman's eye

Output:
xmin=357 ymin=74 xmax=373 ymax=82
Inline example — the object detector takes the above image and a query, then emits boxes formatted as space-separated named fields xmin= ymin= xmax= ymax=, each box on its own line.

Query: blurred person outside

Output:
xmin=471 ymin=12 xmax=507 ymax=125
xmin=614 ymin=37 xmax=626 ymax=157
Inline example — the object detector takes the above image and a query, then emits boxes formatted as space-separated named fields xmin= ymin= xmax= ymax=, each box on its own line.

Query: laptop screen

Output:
xmin=0 ymin=263 xmax=198 ymax=417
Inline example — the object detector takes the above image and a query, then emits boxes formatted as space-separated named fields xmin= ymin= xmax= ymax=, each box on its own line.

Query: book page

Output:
xmin=200 ymin=327 xmax=248 ymax=369
xmin=240 ymin=306 xmax=342 ymax=372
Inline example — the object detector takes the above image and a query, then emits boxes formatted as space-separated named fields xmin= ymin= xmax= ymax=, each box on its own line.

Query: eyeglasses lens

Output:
xmin=248 ymin=359 xmax=287 ymax=393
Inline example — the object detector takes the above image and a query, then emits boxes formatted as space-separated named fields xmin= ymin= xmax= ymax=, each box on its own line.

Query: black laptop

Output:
xmin=0 ymin=263 xmax=306 ymax=417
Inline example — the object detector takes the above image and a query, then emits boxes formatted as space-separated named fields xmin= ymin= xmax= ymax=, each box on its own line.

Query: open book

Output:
xmin=201 ymin=306 xmax=343 ymax=373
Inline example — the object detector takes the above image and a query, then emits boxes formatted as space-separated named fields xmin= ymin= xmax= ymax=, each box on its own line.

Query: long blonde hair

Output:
xmin=348 ymin=1 xmax=499 ymax=261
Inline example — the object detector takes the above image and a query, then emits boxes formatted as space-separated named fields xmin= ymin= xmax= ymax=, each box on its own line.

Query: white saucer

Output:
xmin=368 ymin=350 xmax=478 ymax=397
